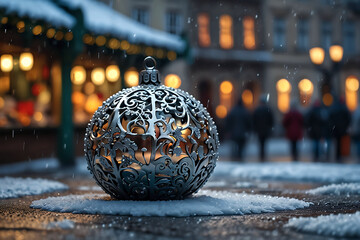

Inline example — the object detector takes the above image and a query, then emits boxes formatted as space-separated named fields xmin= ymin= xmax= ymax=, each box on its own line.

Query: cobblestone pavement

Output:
xmin=0 ymin=169 xmax=359 ymax=240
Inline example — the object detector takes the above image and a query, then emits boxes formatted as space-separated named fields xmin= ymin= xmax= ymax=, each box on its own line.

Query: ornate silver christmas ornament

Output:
xmin=84 ymin=57 xmax=219 ymax=200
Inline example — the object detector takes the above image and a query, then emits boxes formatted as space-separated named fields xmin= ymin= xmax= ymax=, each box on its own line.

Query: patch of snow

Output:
xmin=0 ymin=158 xmax=59 ymax=175
xmin=0 ymin=0 xmax=75 ymax=28
xmin=307 ymin=183 xmax=360 ymax=196
xmin=286 ymin=212 xmax=360 ymax=238
xmin=30 ymin=190 xmax=310 ymax=217
xmin=59 ymin=0 xmax=184 ymax=51
xmin=46 ymin=219 xmax=75 ymax=230
xmin=77 ymin=186 xmax=102 ymax=191
xmin=0 ymin=177 xmax=68 ymax=199
xmin=204 ymin=180 xmax=227 ymax=188
xmin=213 ymin=161 xmax=360 ymax=183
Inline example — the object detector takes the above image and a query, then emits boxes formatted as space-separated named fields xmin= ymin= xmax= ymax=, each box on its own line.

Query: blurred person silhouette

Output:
xmin=329 ymin=96 xmax=351 ymax=162
xmin=350 ymin=105 xmax=360 ymax=162
xmin=282 ymin=102 xmax=303 ymax=161
xmin=225 ymin=99 xmax=252 ymax=161
xmin=253 ymin=95 xmax=274 ymax=161
xmin=305 ymin=100 xmax=331 ymax=161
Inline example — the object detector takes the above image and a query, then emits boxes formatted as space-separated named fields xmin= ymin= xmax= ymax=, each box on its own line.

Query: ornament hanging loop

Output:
xmin=139 ymin=56 xmax=160 ymax=86
xmin=144 ymin=56 xmax=156 ymax=70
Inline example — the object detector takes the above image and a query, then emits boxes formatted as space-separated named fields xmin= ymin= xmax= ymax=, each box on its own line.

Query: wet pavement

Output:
xmin=0 ymin=167 xmax=360 ymax=240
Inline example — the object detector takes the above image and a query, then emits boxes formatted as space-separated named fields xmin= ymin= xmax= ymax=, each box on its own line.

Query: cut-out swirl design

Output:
xmin=84 ymin=84 xmax=219 ymax=200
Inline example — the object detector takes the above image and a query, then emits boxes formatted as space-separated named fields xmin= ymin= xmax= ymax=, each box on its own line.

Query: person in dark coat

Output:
xmin=282 ymin=103 xmax=303 ymax=161
xmin=350 ymin=105 xmax=360 ymax=162
xmin=329 ymin=97 xmax=351 ymax=162
xmin=305 ymin=100 xmax=331 ymax=161
xmin=253 ymin=96 xmax=274 ymax=161
xmin=226 ymin=99 xmax=252 ymax=161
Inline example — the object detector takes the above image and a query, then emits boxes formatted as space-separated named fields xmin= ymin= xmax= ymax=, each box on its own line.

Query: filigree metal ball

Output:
xmin=84 ymin=57 xmax=219 ymax=200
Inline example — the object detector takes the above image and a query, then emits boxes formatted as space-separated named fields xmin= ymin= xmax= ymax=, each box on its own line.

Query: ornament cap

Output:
xmin=139 ymin=56 xmax=160 ymax=86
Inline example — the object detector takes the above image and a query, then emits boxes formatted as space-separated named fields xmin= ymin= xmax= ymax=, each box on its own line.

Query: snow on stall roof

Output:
xmin=307 ymin=183 xmax=360 ymax=196
xmin=286 ymin=212 xmax=360 ymax=238
xmin=0 ymin=0 xmax=75 ymax=28
xmin=0 ymin=177 xmax=68 ymax=199
xmin=58 ymin=0 xmax=185 ymax=51
xmin=30 ymin=190 xmax=310 ymax=217
xmin=213 ymin=161 xmax=360 ymax=183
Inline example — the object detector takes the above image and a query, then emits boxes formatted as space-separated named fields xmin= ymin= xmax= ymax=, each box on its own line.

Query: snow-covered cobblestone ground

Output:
xmin=0 ymin=177 xmax=68 ymax=198
xmin=286 ymin=212 xmax=360 ymax=238
xmin=30 ymin=190 xmax=310 ymax=217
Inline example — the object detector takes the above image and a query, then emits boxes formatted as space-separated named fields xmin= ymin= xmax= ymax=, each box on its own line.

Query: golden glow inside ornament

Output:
xmin=84 ymin=57 xmax=219 ymax=200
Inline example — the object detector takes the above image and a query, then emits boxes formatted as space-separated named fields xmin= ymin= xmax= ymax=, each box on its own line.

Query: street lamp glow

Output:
xmin=106 ymin=65 xmax=120 ymax=82
xmin=276 ymin=79 xmax=291 ymax=93
xmin=220 ymin=81 xmax=233 ymax=94
xmin=0 ymin=54 xmax=13 ymax=72
xmin=124 ymin=68 xmax=139 ymax=87
xmin=345 ymin=75 xmax=359 ymax=92
xmin=309 ymin=47 xmax=325 ymax=65
xmin=298 ymin=79 xmax=314 ymax=94
xmin=91 ymin=68 xmax=105 ymax=86
xmin=329 ymin=45 xmax=343 ymax=62
xmin=241 ymin=89 xmax=253 ymax=106
xmin=164 ymin=74 xmax=182 ymax=88
xmin=71 ymin=66 xmax=86 ymax=85
xmin=19 ymin=52 xmax=34 ymax=71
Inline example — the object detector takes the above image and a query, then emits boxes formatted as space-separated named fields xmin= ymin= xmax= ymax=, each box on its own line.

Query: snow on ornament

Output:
xmin=84 ymin=57 xmax=219 ymax=200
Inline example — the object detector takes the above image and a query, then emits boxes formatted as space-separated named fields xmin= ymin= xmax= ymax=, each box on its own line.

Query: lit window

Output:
xmin=273 ymin=18 xmax=286 ymax=51
xmin=218 ymin=80 xmax=234 ymax=118
xmin=297 ymin=19 xmax=309 ymax=52
xmin=276 ymin=79 xmax=291 ymax=113
xmin=298 ymin=79 xmax=314 ymax=106
xmin=243 ymin=16 xmax=256 ymax=50
xmin=166 ymin=11 xmax=183 ymax=35
xmin=198 ymin=13 xmax=211 ymax=47
xmin=345 ymin=75 xmax=359 ymax=111
xmin=219 ymin=14 xmax=233 ymax=49
xmin=132 ymin=7 xmax=149 ymax=25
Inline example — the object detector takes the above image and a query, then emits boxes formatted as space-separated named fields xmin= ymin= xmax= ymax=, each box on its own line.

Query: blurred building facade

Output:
xmin=106 ymin=0 xmax=360 ymax=133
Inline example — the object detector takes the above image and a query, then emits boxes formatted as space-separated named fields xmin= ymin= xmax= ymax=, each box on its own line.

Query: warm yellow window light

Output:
xmin=216 ymin=105 xmax=228 ymax=118
xmin=91 ymin=68 xmax=105 ymax=86
xmin=345 ymin=75 xmax=359 ymax=112
xmin=220 ymin=81 xmax=233 ymax=94
xmin=124 ymin=68 xmax=139 ymax=87
xmin=277 ymin=79 xmax=291 ymax=113
xmin=164 ymin=74 xmax=181 ymax=88
xmin=198 ymin=13 xmax=211 ymax=47
xmin=276 ymin=78 xmax=291 ymax=93
xmin=298 ymin=79 xmax=314 ymax=94
xmin=345 ymin=75 xmax=359 ymax=92
xmin=329 ymin=45 xmax=343 ymax=62
xmin=0 ymin=54 xmax=13 ymax=72
xmin=309 ymin=47 xmax=325 ymax=65
xmin=219 ymin=14 xmax=233 ymax=49
xmin=19 ymin=52 xmax=34 ymax=71
xmin=243 ymin=16 xmax=256 ymax=50
xmin=242 ymin=89 xmax=253 ymax=107
xmin=71 ymin=66 xmax=86 ymax=85
xmin=322 ymin=93 xmax=333 ymax=106
xmin=106 ymin=65 xmax=120 ymax=82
